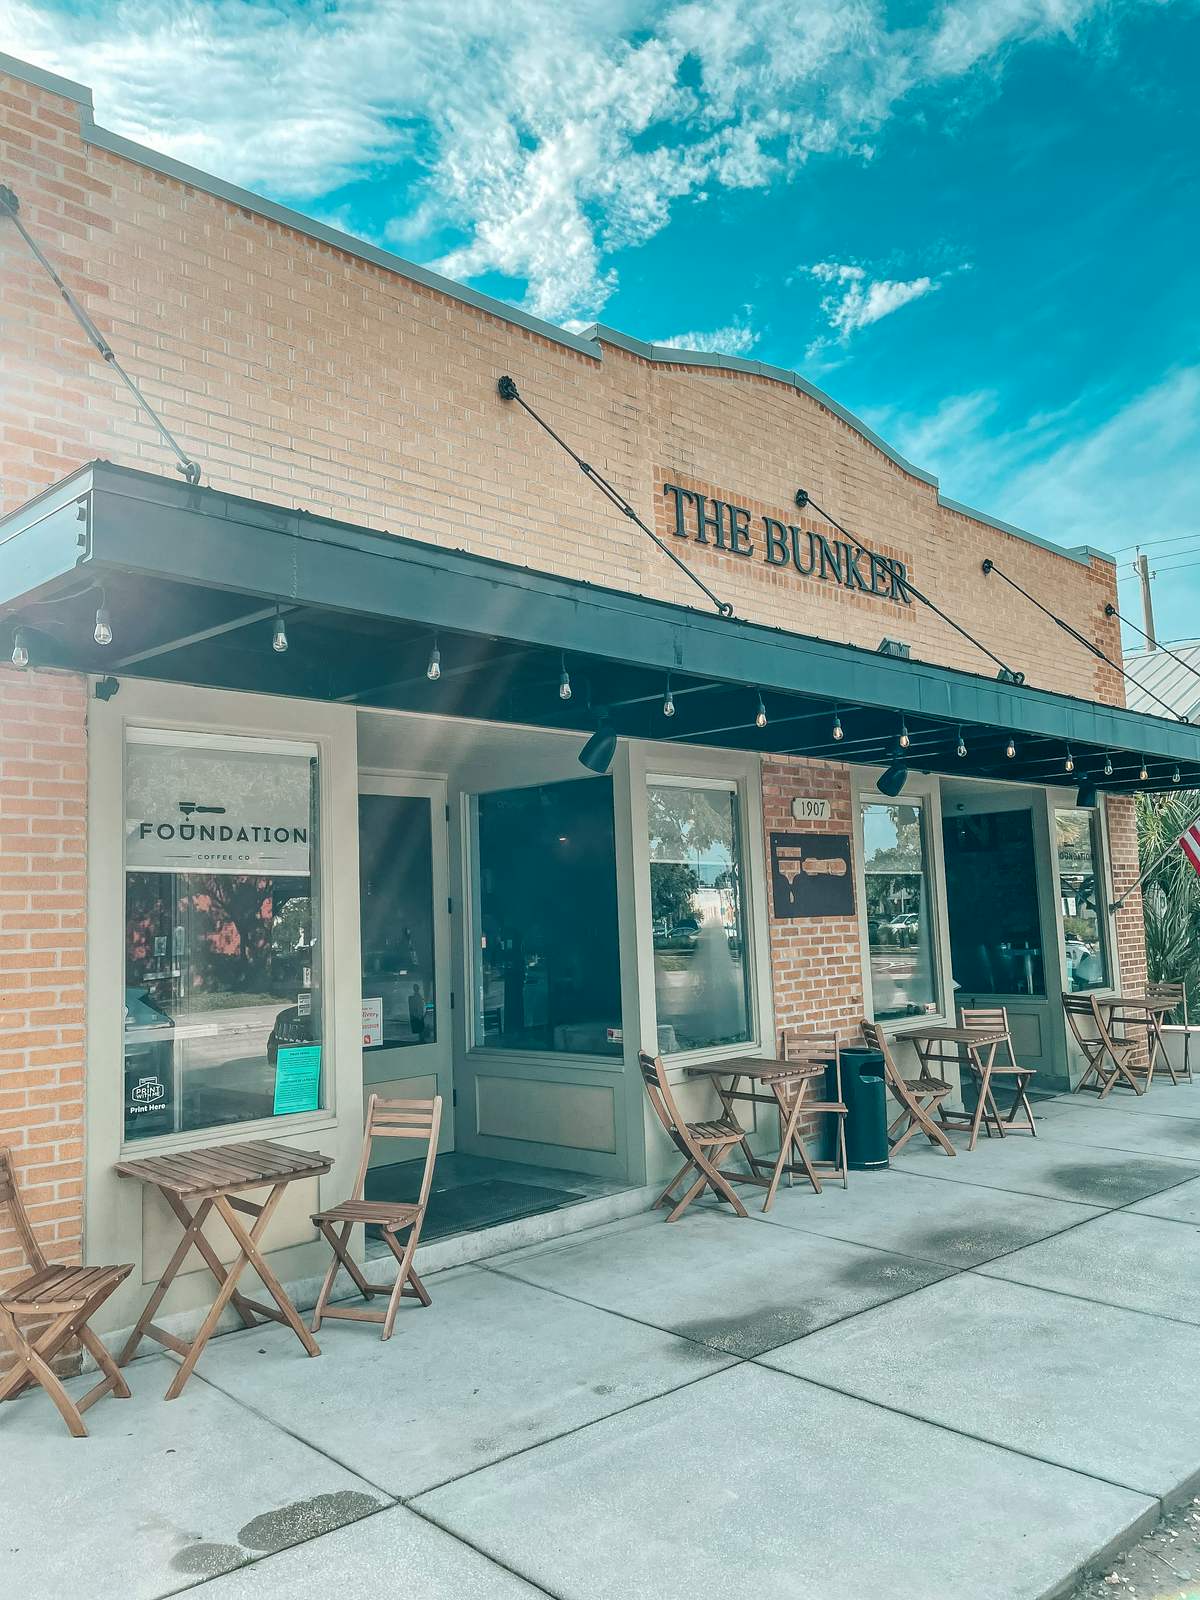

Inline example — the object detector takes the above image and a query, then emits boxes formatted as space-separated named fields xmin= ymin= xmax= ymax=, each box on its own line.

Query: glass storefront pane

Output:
xmin=1056 ymin=808 xmax=1111 ymax=991
xmin=123 ymin=735 xmax=321 ymax=1140
xmin=647 ymin=783 xmax=752 ymax=1054
xmin=863 ymin=801 xmax=939 ymax=1020
xmin=474 ymin=778 xmax=622 ymax=1056
xmin=359 ymin=795 xmax=437 ymax=1049
xmin=942 ymin=809 xmax=1045 ymax=996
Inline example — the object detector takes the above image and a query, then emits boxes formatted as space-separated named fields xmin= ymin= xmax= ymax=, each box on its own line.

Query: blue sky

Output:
xmin=4 ymin=0 xmax=1198 ymax=648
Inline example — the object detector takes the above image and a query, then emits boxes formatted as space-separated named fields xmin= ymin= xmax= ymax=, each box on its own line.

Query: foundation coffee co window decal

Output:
xmin=770 ymin=831 xmax=854 ymax=918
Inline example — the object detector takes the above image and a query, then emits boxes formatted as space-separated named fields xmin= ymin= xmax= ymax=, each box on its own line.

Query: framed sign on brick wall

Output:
xmin=770 ymin=831 xmax=855 ymax=918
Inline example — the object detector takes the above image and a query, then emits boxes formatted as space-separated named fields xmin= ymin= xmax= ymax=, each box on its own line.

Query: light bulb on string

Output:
xmin=1064 ymin=748 xmax=1075 ymax=774
xmin=426 ymin=636 xmax=441 ymax=681
xmin=956 ymin=726 xmax=967 ymax=759
xmin=558 ymin=655 xmax=572 ymax=701
xmin=1139 ymin=758 xmax=1148 ymax=782
xmin=93 ymin=588 xmax=112 ymax=647
xmin=272 ymin=605 xmax=288 ymax=654
xmin=662 ymin=676 xmax=675 ymax=718
xmin=898 ymin=717 xmax=911 ymax=750
xmin=755 ymin=693 xmax=768 ymax=730
xmin=831 ymin=709 xmax=844 ymax=742
xmin=1174 ymin=767 xmax=1182 ymax=785
xmin=1005 ymin=736 xmax=1017 ymax=759
xmin=11 ymin=629 xmax=29 ymax=669
xmin=1103 ymin=753 xmax=1113 ymax=777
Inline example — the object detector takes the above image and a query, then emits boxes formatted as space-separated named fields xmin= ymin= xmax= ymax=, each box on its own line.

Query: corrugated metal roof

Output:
xmin=1125 ymin=643 xmax=1200 ymax=723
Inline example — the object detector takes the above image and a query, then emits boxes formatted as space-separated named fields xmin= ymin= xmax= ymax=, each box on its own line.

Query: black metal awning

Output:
xmin=2 ymin=459 xmax=1198 ymax=793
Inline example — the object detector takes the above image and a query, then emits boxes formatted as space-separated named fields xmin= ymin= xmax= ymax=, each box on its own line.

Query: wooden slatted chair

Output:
xmin=958 ymin=1006 xmax=1037 ymax=1136
xmin=310 ymin=1094 xmax=442 ymax=1340
xmin=1146 ymin=980 xmax=1191 ymax=1084
xmin=861 ymin=1020 xmax=956 ymax=1157
xmin=638 ymin=1051 xmax=748 ymax=1222
xmin=0 ymin=1147 xmax=132 ymax=1437
xmin=775 ymin=1030 xmax=848 ymax=1195
xmin=1063 ymin=993 xmax=1142 ymax=1098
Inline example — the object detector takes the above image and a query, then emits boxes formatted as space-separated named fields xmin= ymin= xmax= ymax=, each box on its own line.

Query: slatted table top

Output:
xmin=1101 ymin=994 xmax=1175 ymax=1011
xmin=891 ymin=1025 xmax=1009 ymax=1045
xmin=686 ymin=1055 xmax=829 ymax=1080
xmin=114 ymin=1138 xmax=332 ymax=1198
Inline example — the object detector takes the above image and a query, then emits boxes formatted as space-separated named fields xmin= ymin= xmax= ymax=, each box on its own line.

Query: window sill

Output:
xmin=119 ymin=1108 xmax=338 ymax=1162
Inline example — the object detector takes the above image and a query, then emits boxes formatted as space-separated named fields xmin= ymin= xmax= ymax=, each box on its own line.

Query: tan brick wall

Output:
xmin=0 ymin=66 xmax=1124 ymax=702
xmin=761 ymin=759 xmax=865 ymax=1046
xmin=0 ymin=665 xmax=87 ymax=1374
xmin=1107 ymin=794 xmax=1148 ymax=995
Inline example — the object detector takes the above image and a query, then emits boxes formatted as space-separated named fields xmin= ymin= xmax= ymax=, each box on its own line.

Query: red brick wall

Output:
xmin=761 ymin=758 xmax=865 ymax=1046
xmin=1106 ymin=794 xmax=1148 ymax=994
xmin=0 ymin=665 xmax=88 ymax=1372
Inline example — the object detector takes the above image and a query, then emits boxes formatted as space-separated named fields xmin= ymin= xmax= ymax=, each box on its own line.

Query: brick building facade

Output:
xmin=0 ymin=51 xmax=1191 ymax=1362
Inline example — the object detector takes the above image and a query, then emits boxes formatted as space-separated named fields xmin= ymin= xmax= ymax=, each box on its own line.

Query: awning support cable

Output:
xmin=1103 ymin=600 xmax=1200 ymax=689
xmin=796 ymin=490 xmax=1025 ymax=683
xmin=0 ymin=184 xmax=202 ymax=486
xmin=497 ymin=376 xmax=733 ymax=618
xmin=982 ymin=558 xmax=1188 ymax=723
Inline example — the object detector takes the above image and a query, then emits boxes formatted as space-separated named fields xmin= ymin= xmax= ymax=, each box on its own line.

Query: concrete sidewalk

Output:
xmin=9 ymin=1074 xmax=1200 ymax=1600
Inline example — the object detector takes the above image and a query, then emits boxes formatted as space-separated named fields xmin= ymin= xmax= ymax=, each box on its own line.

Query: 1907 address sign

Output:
xmin=662 ymin=482 xmax=912 ymax=605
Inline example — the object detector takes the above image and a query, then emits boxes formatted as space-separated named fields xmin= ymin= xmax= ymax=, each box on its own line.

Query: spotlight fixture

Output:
xmin=831 ymin=708 xmax=844 ymax=742
xmin=426 ymin=636 xmax=441 ymax=681
xmin=579 ymin=714 xmax=618 ymax=775
xmin=662 ymin=676 xmax=676 ymax=718
xmin=272 ymin=605 xmax=288 ymax=654
xmin=876 ymin=755 xmax=909 ymax=798
xmin=755 ymin=693 xmax=768 ymax=730
xmin=1103 ymin=753 xmax=1114 ymax=778
xmin=1076 ymin=779 xmax=1098 ymax=808
xmin=1139 ymin=758 xmax=1149 ymax=782
xmin=1005 ymin=736 xmax=1017 ymax=759
xmin=10 ymin=628 xmax=29 ymax=669
xmin=94 ymin=675 xmax=120 ymax=702
xmin=93 ymin=588 xmax=112 ymax=647
xmin=1064 ymin=748 xmax=1075 ymax=774
xmin=956 ymin=725 xmax=967 ymax=759
xmin=558 ymin=655 xmax=572 ymax=701
xmin=898 ymin=717 xmax=911 ymax=750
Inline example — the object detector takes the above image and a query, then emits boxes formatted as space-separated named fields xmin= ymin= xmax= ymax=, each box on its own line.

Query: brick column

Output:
xmin=0 ymin=666 xmax=88 ymax=1375
xmin=1105 ymin=794 xmax=1148 ymax=994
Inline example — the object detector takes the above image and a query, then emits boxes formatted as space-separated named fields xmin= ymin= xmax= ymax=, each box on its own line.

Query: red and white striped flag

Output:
xmin=1179 ymin=816 xmax=1200 ymax=876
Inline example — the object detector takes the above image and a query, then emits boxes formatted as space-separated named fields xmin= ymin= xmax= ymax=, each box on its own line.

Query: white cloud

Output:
xmin=804 ymin=260 xmax=946 ymax=358
xmin=652 ymin=323 xmax=759 ymax=355
xmin=0 ymin=0 xmax=1156 ymax=322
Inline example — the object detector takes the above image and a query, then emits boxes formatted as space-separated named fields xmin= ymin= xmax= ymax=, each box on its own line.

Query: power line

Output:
xmin=1110 ymin=531 xmax=1200 ymax=555
xmin=0 ymin=184 xmax=202 ymax=485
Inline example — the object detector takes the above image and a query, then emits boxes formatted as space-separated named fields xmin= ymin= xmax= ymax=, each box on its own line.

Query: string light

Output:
xmin=898 ymin=717 xmax=911 ymax=750
xmin=93 ymin=587 xmax=112 ymax=647
xmin=558 ymin=655 xmax=572 ymax=701
xmin=1103 ymin=753 xmax=1113 ymax=777
xmin=10 ymin=628 xmax=29 ymax=669
xmin=1005 ymin=736 xmax=1017 ymax=759
xmin=662 ymin=676 xmax=675 ymax=718
xmin=1174 ymin=766 xmax=1182 ymax=785
xmin=831 ymin=708 xmax=844 ymax=742
xmin=426 ymin=635 xmax=441 ymax=681
xmin=272 ymin=605 xmax=288 ymax=654
xmin=956 ymin=726 xmax=967 ymax=759
xmin=755 ymin=693 xmax=768 ymax=730
xmin=1064 ymin=748 xmax=1075 ymax=774
xmin=1139 ymin=757 xmax=1148 ymax=781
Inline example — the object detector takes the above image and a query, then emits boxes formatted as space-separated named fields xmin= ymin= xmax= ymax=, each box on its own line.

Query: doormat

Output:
xmin=365 ymin=1177 xmax=586 ymax=1243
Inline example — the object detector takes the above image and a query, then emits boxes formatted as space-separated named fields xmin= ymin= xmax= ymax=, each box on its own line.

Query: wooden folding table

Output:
xmin=686 ymin=1055 xmax=834 ymax=1211
xmin=115 ymin=1139 xmax=332 ymax=1399
xmin=890 ymin=1025 xmax=1011 ymax=1152
xmin=1101 ymin=993 xmax=1176 ymax=1088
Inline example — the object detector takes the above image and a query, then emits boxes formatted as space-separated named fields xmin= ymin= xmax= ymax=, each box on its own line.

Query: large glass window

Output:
xmin=123 ymin=732 xmax=321 ymax=1142
xmin=942 ymin=809 xmax=1045 ymax=996
xmin=474 ymin=778 xmax=622 ymax=1056
xmin=647 ymin=782 xmax=752 ymax=1054
xmin=862 ymin=800 xmax=939 ymax=1020
xmin=359 ymin=795 xmax=436 ymax=1049
xmin=1056 ymin=808 xmax=1111 ymax=991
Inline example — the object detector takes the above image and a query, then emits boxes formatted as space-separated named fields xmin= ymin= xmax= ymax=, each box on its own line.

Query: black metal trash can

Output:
xmin=838 ymin=1048 xmax=890 ymax=1170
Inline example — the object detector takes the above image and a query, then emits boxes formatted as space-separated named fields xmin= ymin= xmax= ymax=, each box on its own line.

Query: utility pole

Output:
xmin=1136 ymin=552 xmax=1157 ymax=649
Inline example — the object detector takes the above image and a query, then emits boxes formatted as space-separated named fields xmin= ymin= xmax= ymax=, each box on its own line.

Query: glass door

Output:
xmin=358 ymin=775 xmax=453 ymax=1157
xmin=941 ymin=788 xmax=1059 ymax=1080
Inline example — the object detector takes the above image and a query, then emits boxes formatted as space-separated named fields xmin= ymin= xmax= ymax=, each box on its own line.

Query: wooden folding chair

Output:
xmin=775 ymin=1030 xmax=848 ymax=1195
xmin=1146 ymin=981 xmax=1191 ymax=1084
xmin=638 ymin=1052 xmax=748 ymax=1222
xmin=0 ymin=1147 xmax=132 ymax=1437
xmin=861 ymin=1021 xmax=956 ymax=1157
xmin=958 ymin=1006 xmax=1037 ymax=1136
xmin=310 ymin=1094 xmax=442 ymax=1340
xmin=1063 ymin=994 xmax=1142 ymax=1098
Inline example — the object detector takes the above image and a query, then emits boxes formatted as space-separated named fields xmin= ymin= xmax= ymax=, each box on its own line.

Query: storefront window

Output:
xmin=123 ymin=732 xmax=322 ymax=1141
xmin=1056 ymin=808 xmax=1111 ymax=991
xmin=474 ymin=778 xmax=622 ymax=1056
xmin=862 ymin=800 xmax=939 ymax=1020
xmin=359 ymin=795 xmax=436 ymax=1049
xmin=647 ymin=782 xmax=753 ymax=1054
